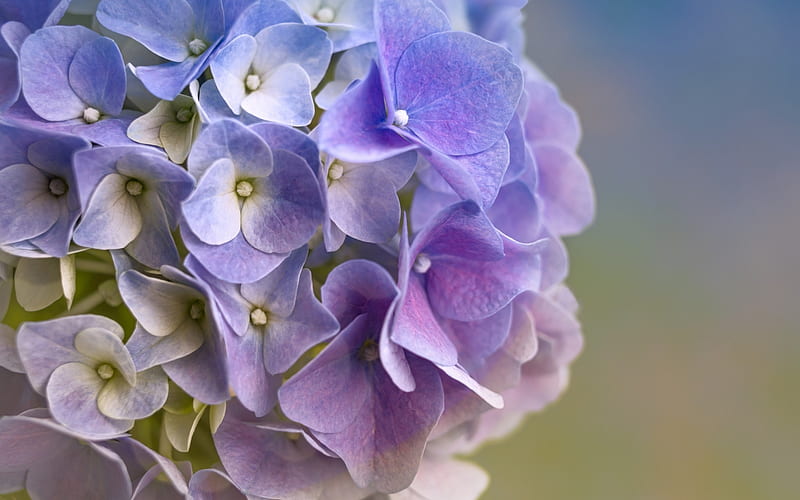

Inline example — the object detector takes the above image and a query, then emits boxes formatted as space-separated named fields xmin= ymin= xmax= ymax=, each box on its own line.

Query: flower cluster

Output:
xmin=0 ymin=0 xmax=595 ymax=498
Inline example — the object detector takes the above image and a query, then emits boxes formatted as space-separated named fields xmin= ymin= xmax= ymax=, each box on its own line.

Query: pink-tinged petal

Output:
xmin=263 ymin=270 xmax=339 ymax=375
xmin=26 ymin=441 xmax=132 ymax=500
xmin=524 ymin=77 xmax=581 ymax=150
xmin=411 ymin=200 xmax=503 ymax=262
xmin=182 ymin=227 xmax=288 ymax=284
xmin=391 ymin=273 xmax=457 ymax=366
xmin=396 ymin=31 xmax=522 ymax=156
xmin=444 ymin=304 xmax=513 ymax=367
xmin=0 ymin=470 xmax=24 ymax=494
xmin=313 ymin=355 xmax=444 ymax=492
xmin=47 ymin=362 xmax=133 ymax=438
xmin=396 ymin=457 xmax=489 ymax=500
xmin=182 ymin=158 xmax=241 ymax=246
xmin=539 ymin=229 xmax=568 ymax=290
xmin=316 ymin=62 xmax=417 ymax=163
xmin=488 ymin=180 xmax=542 ymax=243
xmin=427 ymin=236 xmax=546 ymax=321
xmin=374 ymin=0 xmax=449 ymax=101
xmin=240 ymin=150 xmax=323 ymax=253
xmin=534 ymin=144 xmax=596 ymax=236
xmin=279 ymin=315 xmax=372 ymax=434
xmin=436 ymin=363 xmax=503 ymax=409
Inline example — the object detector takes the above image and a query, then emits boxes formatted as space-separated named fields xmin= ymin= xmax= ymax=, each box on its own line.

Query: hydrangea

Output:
xmin=0 ymin=0 xmax=595 ymax=498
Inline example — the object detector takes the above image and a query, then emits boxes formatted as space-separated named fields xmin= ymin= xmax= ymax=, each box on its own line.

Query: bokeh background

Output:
xmin=474 ymin=1 xmax=800 ymax=499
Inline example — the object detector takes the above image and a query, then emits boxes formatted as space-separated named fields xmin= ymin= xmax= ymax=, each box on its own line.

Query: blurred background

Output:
xmin=474 ymin=1 xmax=800 ymax=499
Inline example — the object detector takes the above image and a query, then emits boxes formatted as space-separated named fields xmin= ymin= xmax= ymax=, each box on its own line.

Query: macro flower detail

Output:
xmin=16 ymin=315 xmax=168 ymax=438
xmin=0 ymin=124 xmax=90 ymax=257
xmin=0 ymin=0 xmax=594 ymax=497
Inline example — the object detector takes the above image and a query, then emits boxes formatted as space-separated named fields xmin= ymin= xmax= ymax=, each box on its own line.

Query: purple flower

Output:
xmin=211 ymin=22 xmax=331 ymax=125
xmin=118 ymin=266 xmax=229 ymax=404
xmin=214 ymin=399 xmax=370 ymax=499
xmin=186 ymin=248 xmax=339 ymax=417
xmin=316 ymin=0 xmax=523 ymax=206
xmin=96 ymin=0 xmax=225 ymax=100
xmin=0 ymin=123 xmax=90 ymax=257
xmin=72 ymin=146 xmax=195 ymax=268
xmin=279 ymin=259 xmax=445 ymax=492
xmin=16 ymin=315 xmax=168 ymax=438
xmin=181 ymin=119 xmax=324 ymax=284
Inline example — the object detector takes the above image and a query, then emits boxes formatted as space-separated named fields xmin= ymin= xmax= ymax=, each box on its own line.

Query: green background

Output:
xmin=474 ymin=2 xmax=799 ymax=499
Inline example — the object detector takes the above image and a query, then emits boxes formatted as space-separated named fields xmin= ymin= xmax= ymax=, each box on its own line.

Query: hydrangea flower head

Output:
xmin=0 ymin=0 xmax=594 ymax=498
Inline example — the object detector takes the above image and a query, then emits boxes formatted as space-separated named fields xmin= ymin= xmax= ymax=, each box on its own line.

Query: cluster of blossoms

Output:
xmin=0 ymin=0 xmax=595 ymax=498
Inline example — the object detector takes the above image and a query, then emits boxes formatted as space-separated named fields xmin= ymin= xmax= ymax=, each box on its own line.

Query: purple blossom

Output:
xmin=72 ymin=146 xmax=195 ymax=268
xmin=279 ymin=259 xmax=445 ymax=492
xmin=118 ymin=266 xmax=229 ymax=404
xmin=186 ymin=248 xmax=339 ymax=417
xmin=316 ymin=0 xmax=523 ymax=206
xmin=16 ymin=315 xmax=168 ymax=438
xmin=0 ymin=124 xmax=90 ymax=257
xmin=181 ymin=119 xmax=324 ymax=284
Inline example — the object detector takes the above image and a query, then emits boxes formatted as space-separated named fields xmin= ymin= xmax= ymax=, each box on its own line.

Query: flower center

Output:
xmin=125 ymin=179 xmax=144 ymax=197
xmin=245 ymin=74 xmax=261 ymax=92
xmin=83 ymin=107 xmax=101 ymax=124
xmin=189 ymin=300 xmax=205 ymax=320
xmin=327 ymin=162 xmax=344 ymax=181
xmin=393 ymin=109 xmax=409 ymax=128
xmin=176 ymin=107 xmax=194 ymax=123
xmin=357 ymin=339 xmax=379 ymax=363
xmin=97 ymin=363 xmax=115 ymax=380
xmin=314 ymin=6 xmax=335 ymax=23
xmin=413 ymin=254 xmax=432 ymax=274
xmin=236 ymin=180 xmax=254 ymax=198
xmin=188 ymin=38 xmax=208 ymax=56
xmin=48 ymin=178 xmax=68 ymax=197
xmin=250 ymin=308 xmax=268 ymax=326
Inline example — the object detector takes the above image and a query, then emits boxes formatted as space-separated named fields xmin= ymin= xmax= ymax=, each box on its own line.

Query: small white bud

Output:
xmin=97 ymin=364 xmax=115 ymax=380
xmin=83 ymin=107 xmax=101 ymax=124
xmin=188 ymin=38 xmax=208 ymax=56
xmin=413 ymin=254 xmax=432 ymax=274
xmin=245 ymin=74 xmax=262 ymax=92
xmin=250 ymin=308 xmax=268 ymax=326
xmin=328 ymin=162 xmax=344 ymax=181
xmin=126 ymin=180 xmax=144 ymax=197
xmin=315 ymin=6 xmax=335 ymax=23
xmin=393 ymin=109 xmax=409 ymax=128
xmin=236 ymin=180 xmax=254 ymax=198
